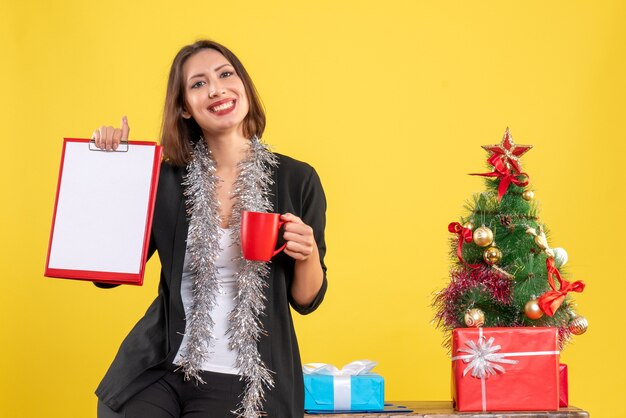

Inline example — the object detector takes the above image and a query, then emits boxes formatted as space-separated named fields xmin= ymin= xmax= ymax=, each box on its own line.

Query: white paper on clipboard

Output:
xmin=45 ymin=138 xmax=162 ymax=285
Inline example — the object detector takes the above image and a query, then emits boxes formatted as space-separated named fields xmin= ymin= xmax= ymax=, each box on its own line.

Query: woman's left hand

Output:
xmin=281 ymin=213 xmax=317 ymax=262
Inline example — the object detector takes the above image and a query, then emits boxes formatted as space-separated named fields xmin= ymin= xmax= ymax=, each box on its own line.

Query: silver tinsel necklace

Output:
xmin=178 ymin=136 xmax=277 ymax=418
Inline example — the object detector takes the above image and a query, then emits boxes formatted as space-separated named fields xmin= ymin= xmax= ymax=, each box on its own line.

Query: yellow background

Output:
xmin=1 ymin=1 xmax=624 ymax=417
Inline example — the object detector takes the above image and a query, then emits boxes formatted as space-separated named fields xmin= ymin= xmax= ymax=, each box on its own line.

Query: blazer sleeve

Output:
xmin=289 ymin=166 xmax=328 ymax=315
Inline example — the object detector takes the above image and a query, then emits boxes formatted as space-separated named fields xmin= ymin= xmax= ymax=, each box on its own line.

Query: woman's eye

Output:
xmin=220 ymin=71 xmax=233 ymax=78
xmin=191 ymin=81 xmax=206 ymax=89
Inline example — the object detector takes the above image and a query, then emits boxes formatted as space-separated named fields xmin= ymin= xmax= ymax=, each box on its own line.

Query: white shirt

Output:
xmin=174 ymin=227 xmax=242 ymax=375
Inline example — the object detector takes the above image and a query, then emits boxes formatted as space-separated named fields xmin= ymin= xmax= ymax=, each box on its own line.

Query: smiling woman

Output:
xmin=92 ymin=40 xmax=329 ymax=418
xmin=159 ymin=40 xmax=266 ymax=167
xmin=183 ymin=50 xmax=249 ymax=126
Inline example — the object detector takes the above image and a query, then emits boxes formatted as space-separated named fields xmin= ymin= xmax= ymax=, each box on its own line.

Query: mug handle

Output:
xmin=272 ymin=219 xmax=291 ymax=257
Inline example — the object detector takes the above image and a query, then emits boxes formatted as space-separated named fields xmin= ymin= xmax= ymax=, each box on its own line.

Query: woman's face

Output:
xmin=182 ymin=49 xmax=249 ymax=137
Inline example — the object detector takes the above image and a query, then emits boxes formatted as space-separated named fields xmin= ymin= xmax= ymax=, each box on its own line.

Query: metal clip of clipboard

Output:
xmin=89 ymin=139 xmax=130 ymax=152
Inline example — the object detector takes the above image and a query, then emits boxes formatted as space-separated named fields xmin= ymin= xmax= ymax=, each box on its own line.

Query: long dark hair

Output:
xmin=160 ymin=40 xmax=266 ymax=166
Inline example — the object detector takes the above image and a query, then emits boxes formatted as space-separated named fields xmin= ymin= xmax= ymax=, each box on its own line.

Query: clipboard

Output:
xmin=45 ymin=138 xmax=163 ymax=285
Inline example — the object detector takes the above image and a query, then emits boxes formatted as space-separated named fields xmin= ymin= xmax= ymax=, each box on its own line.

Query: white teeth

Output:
xmin=210 ymin=101 xmax=234 ymax=112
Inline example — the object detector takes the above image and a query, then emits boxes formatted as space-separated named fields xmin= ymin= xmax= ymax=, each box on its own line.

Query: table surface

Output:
xmin=304 ymin=401 xmax=589 ymax=417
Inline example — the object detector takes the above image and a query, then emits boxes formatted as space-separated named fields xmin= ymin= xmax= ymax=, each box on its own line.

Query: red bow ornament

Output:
xmin=538 ymin=258 xmax=585 ymax=317
xmin=448 ymin=222 xmax=480 ymax=269
xmin=471 ymin=154 xmax=529 ymax=202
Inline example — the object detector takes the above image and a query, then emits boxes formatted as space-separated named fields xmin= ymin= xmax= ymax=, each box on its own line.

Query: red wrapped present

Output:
xmin=451 ymin=327 xmax=560 ymax=412
xmin=559 ymin=363 xmax=569 ymax=407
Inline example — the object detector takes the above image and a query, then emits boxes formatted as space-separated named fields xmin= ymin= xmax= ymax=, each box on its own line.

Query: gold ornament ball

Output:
xmin=522 ymin=190 xmax=535 ymax=201
xmin=463 ymin=221 xmax=475 ymax=230
xmin=473 ymin=226 xmax=494 ymax=247
xmin=483 ymin=246 xmax=502 ymax=265
xmin=464 ymin=308 xmax=485 ymax=327
xmin=524 ymin=300 xmax=544 ymax=320
xmin=569 ymin=315 xmax=588 ymax=335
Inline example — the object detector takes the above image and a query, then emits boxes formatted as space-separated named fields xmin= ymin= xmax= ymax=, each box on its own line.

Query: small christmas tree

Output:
xmin=434 ymin=129 xmax=588 ymax=349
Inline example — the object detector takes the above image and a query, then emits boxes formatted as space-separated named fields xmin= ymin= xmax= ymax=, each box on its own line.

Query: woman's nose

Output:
xmin=208 ymin=82 xmax=226 ymax=98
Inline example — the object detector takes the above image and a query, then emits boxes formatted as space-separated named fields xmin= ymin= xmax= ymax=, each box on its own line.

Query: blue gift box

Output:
xmin=303 ymin=373 xmax=385 ymax=412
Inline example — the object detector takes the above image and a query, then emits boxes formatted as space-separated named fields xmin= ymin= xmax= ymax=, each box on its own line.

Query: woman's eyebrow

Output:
xmin=214 ymin=63 xmax=233 ymax=71
xmin=188 ymin=64 xmax=233 ymax=81
xmin=188 ymin=73 xmax=205 ymax=80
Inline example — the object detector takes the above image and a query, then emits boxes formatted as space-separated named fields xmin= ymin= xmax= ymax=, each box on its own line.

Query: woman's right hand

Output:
xmin=92 ymin=116 xmax=130 ymax=151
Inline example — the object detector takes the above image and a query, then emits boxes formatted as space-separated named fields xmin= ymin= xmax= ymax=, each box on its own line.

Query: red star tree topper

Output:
xmin=482 ymin=128 xmax=532 ymax=173
xmin=471 ymin=128 xmax=532 ymax=202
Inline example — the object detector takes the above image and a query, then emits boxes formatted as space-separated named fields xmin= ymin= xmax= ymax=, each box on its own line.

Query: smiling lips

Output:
xmin=208 ymin=99 xmax=236 ymax=115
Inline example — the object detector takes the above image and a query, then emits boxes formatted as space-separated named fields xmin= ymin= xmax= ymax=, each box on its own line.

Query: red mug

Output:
xmin=241 ymin=211 xmax=290 ymax=261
